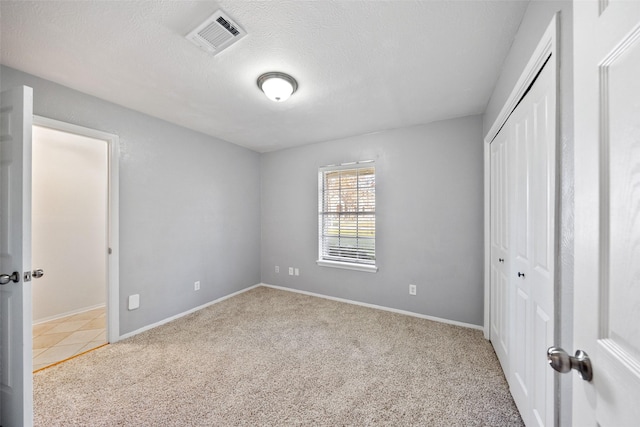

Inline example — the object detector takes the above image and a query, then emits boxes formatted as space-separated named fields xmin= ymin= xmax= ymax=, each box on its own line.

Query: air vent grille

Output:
xmin=186 ymin=10 xmax=247 ymax=55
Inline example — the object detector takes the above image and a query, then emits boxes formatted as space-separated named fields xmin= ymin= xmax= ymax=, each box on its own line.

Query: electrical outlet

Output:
xmin=275 ymin=265 xmax=280 ymax=273
xmin=289 ymin=267 xmax=294 ymax=275
xmin=194 ymin=281 xmax=200 ymax=291
xmin=294 ymin=268 xmax=299 ymax=276
xmin=409 ymin=284 xmax=417 ymax=295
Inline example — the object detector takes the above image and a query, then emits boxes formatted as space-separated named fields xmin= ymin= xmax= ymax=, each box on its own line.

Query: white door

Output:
xmin=509 ymin=61 xmax=556 ymax=427
xmin=509 ymin=80 xmax=534 ymax=419
xmin=0 ymin=86 xmax=34 ymax=427
xmin=572 ymin=1 xmax=640 ymax=425
xmin=489 ymin=59 xmax=556 ymax=426
xmin=490 ymin=127 xmax=511 ymax=373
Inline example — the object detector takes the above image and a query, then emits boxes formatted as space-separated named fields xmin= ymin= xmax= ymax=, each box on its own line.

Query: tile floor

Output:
xmin=33 ymin=307 xmax=107 ymax=372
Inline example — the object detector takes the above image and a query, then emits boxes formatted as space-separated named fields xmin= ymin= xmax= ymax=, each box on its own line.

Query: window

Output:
xmin=317 ymin=162 xmax=377 ymax=272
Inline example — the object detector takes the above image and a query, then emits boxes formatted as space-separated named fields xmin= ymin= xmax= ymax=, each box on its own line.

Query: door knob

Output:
xmin=547 ymin=347 xmax=593 ymax=381
xmin=518 ymin=272 xmax=525 ymax=278
xmin=0 ymin=271 xmax=20 ymax=285
xmin=32 ymin=269 xmax=44 ymax=279
xmin=498 ymin=258 xmax=505 ymax=263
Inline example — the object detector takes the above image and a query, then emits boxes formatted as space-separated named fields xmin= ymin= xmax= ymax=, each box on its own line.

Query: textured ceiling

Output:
xmin=0 ymin=1 xmax=529 ymax=152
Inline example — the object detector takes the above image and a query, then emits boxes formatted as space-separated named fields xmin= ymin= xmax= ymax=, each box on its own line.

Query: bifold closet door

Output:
xmin=509 ymin=60 xmax=555 ymax=427
xmin=490 ymin=127 xmax=511 ymax=374
xmin=490 ymin=60 xmax=556 ymax=427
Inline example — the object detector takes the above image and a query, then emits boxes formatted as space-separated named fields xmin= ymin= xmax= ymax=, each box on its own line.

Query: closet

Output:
xmin=489 ymin=58 xmax=556 ymax=427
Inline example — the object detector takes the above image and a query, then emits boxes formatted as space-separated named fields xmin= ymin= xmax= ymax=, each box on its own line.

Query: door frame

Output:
xmin=32 ymin=116 xmax=120 ymax=343
xmin=483 ymin=13 xmax=559 ymax=339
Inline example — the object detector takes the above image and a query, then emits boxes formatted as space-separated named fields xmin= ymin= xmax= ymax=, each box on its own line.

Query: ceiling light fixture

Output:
xmin=257 ymin=72 xmax=298 ymax=102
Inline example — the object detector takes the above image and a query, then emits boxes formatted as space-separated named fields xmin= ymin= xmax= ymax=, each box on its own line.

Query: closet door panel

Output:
xmin=510 ymin=102 xmax=534 ymax=421
xmin=490 ymin=129 xmax=511 ymax=372
xmin=510 ymin=61 xmax=556 ymax=427
xmin=529 ymin=64 xmax=556 ymax=427
xmin=489 ymin=57 xmax=556 ymax=427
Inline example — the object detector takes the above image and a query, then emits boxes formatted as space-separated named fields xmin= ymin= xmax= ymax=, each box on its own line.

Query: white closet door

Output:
xmin=509 ymin=61 xmax=556 ymax=427
xmin=509 ymin=84 xmax=534 ymax=420
xmin=489 ymin=59 xmax=556 ymax=426
xmin=527 ymin=62 xmax=556 ymax=427
xmin=490 ymin=127 xmax=511 ymax=373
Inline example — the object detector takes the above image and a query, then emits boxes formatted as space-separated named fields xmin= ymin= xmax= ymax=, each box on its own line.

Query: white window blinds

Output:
xmin=318 ymin=162 xmax=376 ymax=267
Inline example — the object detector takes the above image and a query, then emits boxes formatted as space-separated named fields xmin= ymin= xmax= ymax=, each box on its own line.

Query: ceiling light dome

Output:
xmin=257 ymin=72 xmax=298 ymax=102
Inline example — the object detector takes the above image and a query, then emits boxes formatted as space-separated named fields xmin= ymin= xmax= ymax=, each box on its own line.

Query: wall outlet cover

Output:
xmin=409 ymin=284 xmax=417 ymax=296
xmin=128 ymin=294 xmax=140 ymax=310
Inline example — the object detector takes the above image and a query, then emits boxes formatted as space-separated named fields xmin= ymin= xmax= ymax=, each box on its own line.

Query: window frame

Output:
xmin=316 ymin=161 xmax=378 ymax=273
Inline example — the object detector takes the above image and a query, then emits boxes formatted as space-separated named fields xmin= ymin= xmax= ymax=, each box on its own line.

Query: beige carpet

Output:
xmin=34 ymin=287 xmax=523 ymax=426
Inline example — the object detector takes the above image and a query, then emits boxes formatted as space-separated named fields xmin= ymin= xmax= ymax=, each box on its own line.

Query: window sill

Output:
xmin=316 ymin=259 xmax=378 ymax=273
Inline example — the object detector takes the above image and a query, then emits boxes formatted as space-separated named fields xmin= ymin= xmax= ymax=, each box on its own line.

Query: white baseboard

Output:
xmin=259 ymin=283 xmax=483 ymax=331
xmin=119 ymin=284 xmax=261 ymax=340
xmin=118 ymin=281 xmax=482 ymax=341
xmin=34 ymin=303 xmax=106 ymax=325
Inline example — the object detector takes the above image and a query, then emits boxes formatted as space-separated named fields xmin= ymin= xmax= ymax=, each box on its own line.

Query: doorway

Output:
xmin=30 ymin=117 xmax=120 ymax=371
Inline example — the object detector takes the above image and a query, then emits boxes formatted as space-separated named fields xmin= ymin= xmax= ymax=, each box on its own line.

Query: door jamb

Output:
xmin=32 ymin=116 xmax=120 ymax=343
xmin=483 ymin=14 xmax=559 ymax=340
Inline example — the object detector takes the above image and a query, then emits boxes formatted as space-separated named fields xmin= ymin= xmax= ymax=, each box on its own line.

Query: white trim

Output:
xmin=33 ymin=116 xmax=119 ymax=147
xmin=316 ymin=259 xmax=378 ymax=273
xmin=33 ymin=303 xmax=105 ymax=325
xmin=483 ymin=141 xmax=491 ymax=339
xmin=483 ymin=14 xmax=559 ymax=339
xmin=261 ymin=283 xmax=483 ymax=331
xmin=119 ymin=284 xmax=262 ymax=340
xmin=319 ymin=160 xmax=375 ymax=171
xmin=107 ymin=128 xmax=120 ymax=344
xmin=32 ymin=115 xmax=121 ymax=344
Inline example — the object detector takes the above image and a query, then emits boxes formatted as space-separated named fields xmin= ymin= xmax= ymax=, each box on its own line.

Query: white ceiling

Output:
xmin=0 ymin=1 xmax=529 ymax=153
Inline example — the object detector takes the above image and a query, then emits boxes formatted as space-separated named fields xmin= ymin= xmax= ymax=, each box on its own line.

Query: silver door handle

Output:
xmin=32 ymin=269 xmax=44 ymax=279
xmin=0 ymin=271 xmax=20 ymax=285
xmin=547 ymin=347 xmax=593 ymax=381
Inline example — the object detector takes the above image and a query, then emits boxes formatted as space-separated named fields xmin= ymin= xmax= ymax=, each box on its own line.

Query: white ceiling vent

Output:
xmin=186 ymin=10 xmax=247 ymax=56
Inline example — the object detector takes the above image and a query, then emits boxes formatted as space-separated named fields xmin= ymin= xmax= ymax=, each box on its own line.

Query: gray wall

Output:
xmin=482 ymin=1 xmax=574 ymax=425
xmin=0 ymin=65 xmax=261 ymax=336
xmin=261 ymin=115 xmax=484 ymax=326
